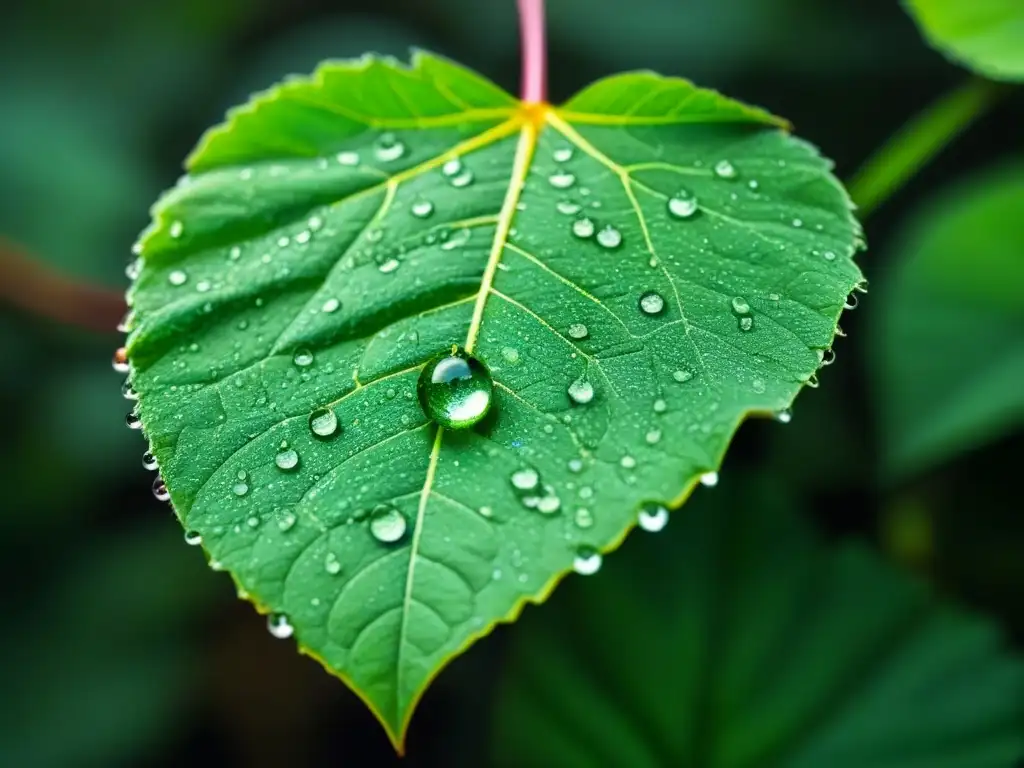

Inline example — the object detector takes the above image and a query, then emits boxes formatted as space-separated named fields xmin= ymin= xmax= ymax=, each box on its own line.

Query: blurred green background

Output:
xmin=1 ymin=1 xmax=1022 ymax=766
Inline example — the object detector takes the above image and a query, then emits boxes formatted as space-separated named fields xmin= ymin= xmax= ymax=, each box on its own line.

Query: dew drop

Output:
xmin=511 ymin=468 xmax=539 ymax=492
xmin=440 ymin=228 xmax=471 ymax=251
xmin=308 ymin=216 xmax=324 ymax=231
xmin=595 ymin=225 xmax=622 ymax=249
xmin=275 ymin=447 xmax=300 ymax=471
xmin=844 ymin=293 xmax=859 ymax=310
xmin=821 ymin=348 xmax=836 ymax=366
xmin=152 ymin=477 xmax=169 ymax=502
xmin=112 ymin=347 xmax=129 ymax=374
xmin=184 ymin=530 xmax=202 ymax=546
xmin=142 ymin=451 xmax=158 ymax=471
xmin=369 ymin=504 xmax=407 ymax=543
xmin=556 ymin=201 xmax=582 ymax=216
xmin=667 ymin=191 xmax=699 ymax=219
xmin=378 ymin=258 xmax=400 ymax=273
xmin=574 ymin=507 xmax=594 ymax=528
xmin=278 ymin=512 xmax=297 ymax=532
xmin=646 ymin=429 xmax=662 ymax=444
xmin=125 ymin=259 xmax=140 ymax=280
xmin=322 ymin=298 xmax=340 ymax=313
xmin=775 ymin=408 xmax=793 ymax=424
xmin=232 ymin=480 xmax=249 ymax=496
xmin=309 ymin=407 xmax=340 ymax=439
xmin=567 ymin=458 xmax=583 ymax=473
xmin=126 ymin=412 xmax=142 ymax=430
xmin=374 ymin=133 xmax=406 ymax=162
xmin=417 ymin=347 xmax=493 ymax=429
xmin=168 ymin=270 xmax=188 ymax=286
xmin=791 ymin=218 xmax=804 ymax=228
xmin=823 ymin=250 xmax=836 ymax=261
xmin=169 ymin=220 xmax=184 ymax=239
xmin=673 ymin=369 xmax=693 ymax=383
xmin=267 ymin=613 xmax=294 ymax=639
xmin=122 ymin=380 xmax=138 ymax=401
xmin=553 ymin=147 xmax=574 ymax=162
xmin=653 ymin=398 xmax=667 ymax=413
xmin=731 ymin=296 xmax=751 ymax=315
xmin=567 ymin=323 xmax=589 ymax=340
xmin=501 ymin=346 xmax=520 ymax=364
xmin=620 ymin=455 xmax=637 ymax=469
xmin=411 ymin=199 xmax=434 ymax=218
xmin=293 ymin=348 xmax=314 ymax=367
xmin=639 ymin=291 xmax=665 ymax=315
xmin=536 ymin=491 xmax=561 ymax=515
xmin=739 ymin=316 xmax=754 ymax=332
xmin=478 ymin=506 xmax=493 ymax=519
xmin=337 ymin=151 xmax=360 ymax=166
xmin=571 ymin=218 xmax=596 ymax=239
xmin=573 ymin=546 xmax=602 ymax=575
xmin=700 ymin=471 xmax=719 ymax=487
xmin=638 ymin=503 xmax=669 ymax=532
xmin=441 ymin=158 xmax=462 ymax=177
xmin=714 ymin=160 xmax=737 ymax=179
xmin=548 ymin=171 xmax=575 ymax=189
xmin=324 ymin=552 xmax=342 ymax=575
xmin=567 ymin=376 xmax=594 ymax=405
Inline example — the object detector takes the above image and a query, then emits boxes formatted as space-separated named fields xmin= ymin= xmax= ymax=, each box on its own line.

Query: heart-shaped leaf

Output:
xmin=124 ymin=52 xmax=862 ymax=747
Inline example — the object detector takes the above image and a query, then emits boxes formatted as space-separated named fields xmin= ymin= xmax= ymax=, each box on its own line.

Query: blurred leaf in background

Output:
xmin=870 ymin=162 xmax=1024 ymax=481
xmin=493 ymin=473 xmax=1024 ymax=767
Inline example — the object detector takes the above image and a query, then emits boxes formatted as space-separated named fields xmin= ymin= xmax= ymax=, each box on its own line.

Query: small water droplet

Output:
xmin=278 ymin=512 xmax=297 ymax=531
xmin=844 ymin=293 xmax=859 ymax=310
xmin=322 ymin=298 xmax=340 ymax=313
xmin=378 ymin=258 xmax=400 ymax=273
xmin=441 ymin=158 xmax=462 ymax=177
xmin=595 ymin=225 xmax=622 ymax=249
xmin=553 ymin=147 xmax=573 ymax=162
xmin=775 ymin=408 xmax=793 ymax=424
xmin=714 ymin=160 xmax=737 ymax=179
xmin=567 ymin=323 xmax=589 ymax=340
xmin=673 ymin=369 xmax=693 ymax=383
xmin=548 ymin=171 xmax=575 ymax=189
xmin=821 ymin=348 xmax=836 ymax=366
xmin=700 ymin=471 xmax=719 ymax=487
xmin=536 ymin=491 xmax=561 ymax=514
xmin=417 ymin=347 xmax=493 ymax=429
xmin=791 ymin=218 xmax=804 ymax=228
xmin=142 ymin=451 xmax=158 ymax=470
xmin=557 ymin=201 xmax=582 ymax=216
xmin=639 ymin=291 xmax=665 ymax=315
xmin=667 ymin=191 xmax=699 ymax=219
xmin=112 ymin=347 xmax=129 ymax=374
xmin=233 ymin=480 xmax=249 ymax=496
xmin=267 ymin=613 xmax=294 ymax=639
xmin=739 ymin=316 xmax=754 ymax=332
xmin=752 ymin=378 xmax=766 ymax=393
xmin=646 ymin=429 xmax=662 ymax=444
xmin=440 ymin=228 xmax=471 ymax=251
xmin=572 ymin=218 xmax=595 ymax=239
xmin=308 ymin=216 xmax=324 ymax=231
xmin=567 ymin=458 xmax=583 ymax=473
xmin=309 ymin=407 xmax=340 ymax=439
xmin=125 ymin=260 xmax=140 ymax=280
xmin=168 ymin=270 xmax=188 ymax=286
xmin=638 ymin=503 xmax=669 ymax=532
xmin=572 ymin=546 xmax=602 ymax=575
xmin=337 ymin=151 xmax=360 ymax=166
xmin=275 ymin=447 xmax=300 ymax=471
xmin=369 ymin=504 xmax=407 ymax=543
xmin=293 ymin=348 xmax=314 ymax=367
xmin=574 ymin=507 xmax=594 ymax=528
xmin=450 ymin=170 xmax=474 ymax=188
xmin=184 ymin=530 xmax=202 ymax=546
xmin=295 ymin=230 xmax=311 ymax=245
xmin=169 ymin=220 xmax=184 ymax=239
xmin=152 ymin=477 xmax=169 ymax=501
xmin=374 ymin=133 xmax=406 ymax=162
xmin=511 ymin=468 xmax=539 ymax=492
xmin=324 ymin=552 xmax=342 ymax=575
xmin=620 ymin=455 xmax=637 ymax=469
xmin=411 ymin=199 xmax=434 ymax=218
xmin=653 ymin=398 xmax=667 ymax=413
xmin=122 ymin=380 xmax=138 ymax=401
xmin=748 ymin=179 xmax=760 ymax=190
xmin=478 ymin=506 xmax=493 ymax=518
xmin=823 ymin=250 xmax=836 ymax=261
xmin=501 ymin=346 xmax=520 ymax=364
xmin=567 ymin=376 xmax=594 ymax=405
xmin=126 ymin=412 xmax=142 ymax=430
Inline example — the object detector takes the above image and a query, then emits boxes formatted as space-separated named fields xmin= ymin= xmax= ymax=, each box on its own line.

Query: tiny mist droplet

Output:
xmin=417 ymin=346 xmax=493 ymax=429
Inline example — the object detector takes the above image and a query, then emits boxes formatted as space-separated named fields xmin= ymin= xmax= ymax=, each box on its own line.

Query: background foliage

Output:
xmin=0 ymin=0 xmax=1021 ymax=765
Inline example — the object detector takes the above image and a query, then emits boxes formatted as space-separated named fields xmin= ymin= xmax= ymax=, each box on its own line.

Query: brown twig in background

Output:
xmin=0 ymin=237 xmax=127 ymax=333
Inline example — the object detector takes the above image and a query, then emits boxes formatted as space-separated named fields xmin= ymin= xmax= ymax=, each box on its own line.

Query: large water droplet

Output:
xmin=595 ymin=225 xmax=622 ymax=249
xmin=700 ymin=471 xmax=719 ymax=487
xmin=667 ymin=191 xmax=699 ymax=219
xmin=572 ymin=218 xmax=595 ymax=239
xmin=548 ymin=171 xmax=575 ymax=189
xmin=374 ymin=133 xmax=406 ymax=162
xmin=152 ymin=477 xmax=169 ymax=503
xmin=126 ymin=412 xmax=142 ymax=430
xmin=233 ymin=479 xmax=249 ymax=496
xmin=112 ymin=347 xmax=129 ymax=374
xmin=142 ymin=451 xmax=158 ymax=471
xmin=714 ymin=160 xmax=737 ymax=179
xmin=511 ymin=468 xmax=539 ymax=492
xmin=639 ymin=291 xmax=665 ymax=315
xmin=309 ymin=407 xmax=340 ymax=439
xmin=731 ymin=296 xmax=751 ymax=315
xmin=293 ymin=348 xmax=314 ymax=367
xmin=450 ymin=169 xmax=474 ymax=188
xmin=567 ymin=323 xmax=589 ymax=340
xmin=369 ymin=504 xmax=407 ymax=543
xmin=411 ymin=199 xmax=434 ymax=218
xmin=275 ymin=447 xmax=300 ymax=471
xmin=417 ymin=347 xmax=493 ymax=429
xmin=267 ymin=613 xmax=294 ymax=639
xmin=184 ymin=530 xmax=202 ymax=546
xmin=638 ymin=503 xmax=669 ymax=532
xmin=573 ymin=546 xmax=602 ymax=575
xmin=567 ymin=376 xmax=594 ymax=405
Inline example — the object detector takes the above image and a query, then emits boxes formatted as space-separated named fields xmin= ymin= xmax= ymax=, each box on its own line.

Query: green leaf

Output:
xmin=870 ymin=162 xmax=1024 ymax=480
xmin=492 ymin=474 xmax=1024 ymax=767
xmin=125 ymin=51 xmax=862 ymax=747
xmin=904 ymin=0 xmax=1024 ymax=81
